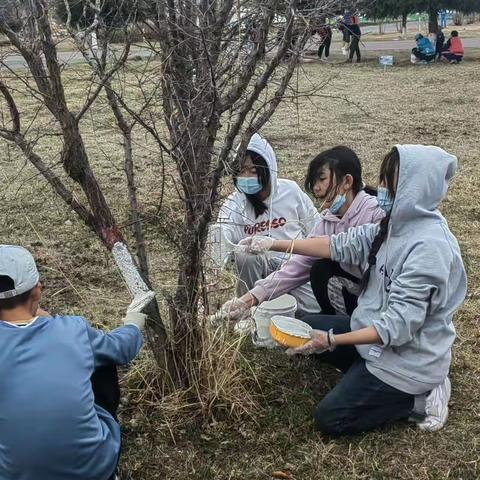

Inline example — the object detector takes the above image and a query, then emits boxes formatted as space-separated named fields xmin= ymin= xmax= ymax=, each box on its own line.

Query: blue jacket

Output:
xmin=416 ymin=37 xmax=435 ymax=55
xmin=0 ymin=315 xmax=143 ymax=480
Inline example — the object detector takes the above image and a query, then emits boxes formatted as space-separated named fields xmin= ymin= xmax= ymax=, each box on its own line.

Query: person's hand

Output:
xmin=286 ymin=329 xmax=336 ymax=356
xmin=221 ymin=297 xmax=250 ymax=321
xmin=123 ymin=312 xmax=147 ymax=330
xmin=123 ymin=290 xmax=155 ymax=330
xmin=238 ymin=235 xmax=274 ymax=254
xmin=127 ymin=290 xmax=156 ymax=313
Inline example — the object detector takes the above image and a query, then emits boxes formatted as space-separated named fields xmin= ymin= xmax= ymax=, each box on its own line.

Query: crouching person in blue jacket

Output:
xmin=0 ymin=245 xmax=154 ymax=480
xmin=240 ymin=144 xmax=467 ymax=436
xmin=412 ymin=33 xmax=436 ymax=63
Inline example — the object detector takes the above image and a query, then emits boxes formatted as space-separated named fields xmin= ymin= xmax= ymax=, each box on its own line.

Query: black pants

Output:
xmin=91 ymin=365 xmax=121 ymax=479
xmin=442 ymin=52 xmax=463 ymax=62
xmin=302 ymin=315 xmax=419 ymax=436
xmin=318 ymin=36 xmax=331 ymax=59
xmin=91 ymin=365 xmax=121 ymax=419
xmin=310 ymin=259 xmax=359 ymax=316
xmin=412 ymin=48 xmax=435 ymax=62
xmin=436 ymin=43 xmax=444 ymax=59
xmin=349 ymin=36 xmax=361 ymax=61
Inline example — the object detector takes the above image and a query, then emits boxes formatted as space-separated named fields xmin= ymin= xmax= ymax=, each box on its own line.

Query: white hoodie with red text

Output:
xmin=218 ymin=134 xmax=321 ymax=257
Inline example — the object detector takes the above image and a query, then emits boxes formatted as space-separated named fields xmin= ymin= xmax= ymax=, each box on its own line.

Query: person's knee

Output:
xmin=234 ymin=251 xmax=262 ymax=270
xmin=314 ymin=399 xmax=350 ymax=437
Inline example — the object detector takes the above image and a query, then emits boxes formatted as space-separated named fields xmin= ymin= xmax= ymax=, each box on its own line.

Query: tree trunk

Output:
xmin=169 ymin=117 xmax=219 ymax=385
xmin=402 ymin=12 xmax=408 ymax=39
xmin=428 ymin=7 xmax=438 ymax=33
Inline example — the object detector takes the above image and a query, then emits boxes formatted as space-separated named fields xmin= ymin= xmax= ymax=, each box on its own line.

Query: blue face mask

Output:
xmin=329 ymin=194 xmax=346 ymax=215
xmin=377 ymin=187 xmax=394 ymax=213
xmin=236 ymin=176 xmax=263 ymax=195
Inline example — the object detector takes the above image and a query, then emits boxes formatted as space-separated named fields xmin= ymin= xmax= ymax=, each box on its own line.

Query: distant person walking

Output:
xmin=442 ymin=31 xmax=464 ymax=63
xmin=338 ymin=21 xmax=350 ymax=55
xmin=315 ymin=24 xmax=332 ymax=60
xmin=347 ymin=23 xmax=362 ymax=63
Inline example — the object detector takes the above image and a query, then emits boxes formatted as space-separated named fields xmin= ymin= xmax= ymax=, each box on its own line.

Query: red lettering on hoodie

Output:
xmin=243 ymin=217 xmax=287 ymax=235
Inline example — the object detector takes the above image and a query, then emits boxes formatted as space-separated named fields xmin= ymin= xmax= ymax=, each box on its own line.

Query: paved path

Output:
xmin=2 ymin=36 xmax=480 ymax=69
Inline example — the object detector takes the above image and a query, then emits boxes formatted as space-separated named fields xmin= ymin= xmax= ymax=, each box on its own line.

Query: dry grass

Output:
xmin=1 ymin=48 xmax=480 ymax=480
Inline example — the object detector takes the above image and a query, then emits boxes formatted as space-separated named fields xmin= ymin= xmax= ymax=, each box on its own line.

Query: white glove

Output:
xmin=238 ymin=235 xmax=274 ymax=254
xmin=221 ymin=297 xmax=250 ymax=321
xmin=123 ymin=290 xmax=155 ymax=330
xmin=286 ymin=329 xmax=336 ymax=356
xmin=127 ymin=290 xmax=156 ymax=313
xmin=123 ymin=311 xmax=147 ymax=330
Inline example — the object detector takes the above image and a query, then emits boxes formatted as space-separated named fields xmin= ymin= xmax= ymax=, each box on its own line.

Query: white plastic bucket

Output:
xmin=252 ymin=294 xmax=297 ymax=348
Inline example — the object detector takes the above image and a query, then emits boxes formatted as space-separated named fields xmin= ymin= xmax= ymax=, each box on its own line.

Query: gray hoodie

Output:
xmin=330 ymin=145 xmax=467 ymax=395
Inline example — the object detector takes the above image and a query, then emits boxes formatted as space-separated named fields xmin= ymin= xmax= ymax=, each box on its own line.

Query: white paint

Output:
xmin=270 ymin=315 xmax=312 ymax=339
xmin=112 ymin=242 xmax=150 ymax=297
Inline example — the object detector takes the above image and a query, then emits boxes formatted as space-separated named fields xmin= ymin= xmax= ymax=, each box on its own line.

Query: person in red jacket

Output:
xmin=442 ymin=31 xmax=464 ymax=63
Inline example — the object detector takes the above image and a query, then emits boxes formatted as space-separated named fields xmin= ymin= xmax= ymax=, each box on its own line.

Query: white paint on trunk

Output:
xmin=112 ymin=241 xmax=150 ymax=297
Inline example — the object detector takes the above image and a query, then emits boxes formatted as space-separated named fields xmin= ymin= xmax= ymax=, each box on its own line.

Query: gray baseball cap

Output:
xmin=0 ymin=245 xmax=39 ymax=299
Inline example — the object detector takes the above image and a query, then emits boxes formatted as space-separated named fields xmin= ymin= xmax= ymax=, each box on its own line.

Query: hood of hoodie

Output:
xmin=246 ymin=133 xmax=279 ymax=197
xmin=390 ymin=145 xmax=457 ymax=233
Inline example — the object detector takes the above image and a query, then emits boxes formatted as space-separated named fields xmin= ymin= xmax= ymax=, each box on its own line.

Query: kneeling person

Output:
xmin=218 ymin=133 xmax=321 ymax=317
xmin=412 ymin=33 xmax=435 ymax=63
xmin=442 ymin=30 xmax=464 ymax=64
xmin=0 ymin=245 xmax=148 ymax=480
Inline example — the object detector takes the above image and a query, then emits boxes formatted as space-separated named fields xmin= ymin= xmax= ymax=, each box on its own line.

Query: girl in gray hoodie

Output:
xmin=241 ymin=145 xmax=467 ymax=435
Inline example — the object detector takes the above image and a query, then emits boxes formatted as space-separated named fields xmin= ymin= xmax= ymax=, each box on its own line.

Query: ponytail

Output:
xmin=360 ymin=214 xmax=390 ymax=291
xmin=359 ymin=147 xmax=399 ymax=291
xmin=363 ymin=185 xmax=377 ymax=196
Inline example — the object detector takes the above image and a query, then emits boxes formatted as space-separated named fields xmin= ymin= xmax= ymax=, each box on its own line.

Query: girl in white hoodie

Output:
xmin=218 ymin=133 xmax=321 ymax=316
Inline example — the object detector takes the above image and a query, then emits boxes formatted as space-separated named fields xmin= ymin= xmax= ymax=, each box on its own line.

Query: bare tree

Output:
xmin=0 ymin=0 xmax=171 ymax=373
xmin=0 ymin=0 xmax=357 ymax=391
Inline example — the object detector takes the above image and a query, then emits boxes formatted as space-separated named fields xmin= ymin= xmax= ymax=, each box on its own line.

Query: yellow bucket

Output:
xmin=269 ymin=315 xmax=312 ymax=348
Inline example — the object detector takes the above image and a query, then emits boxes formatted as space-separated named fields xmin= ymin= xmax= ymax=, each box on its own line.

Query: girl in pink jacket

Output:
xmin=223 ymin=146 xmax=384 ymax=320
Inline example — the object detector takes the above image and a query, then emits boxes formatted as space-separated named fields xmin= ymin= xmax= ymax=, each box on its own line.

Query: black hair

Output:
xmin=0 ymin=275 xmax=34 ymax=311
xmin=234 ymin=149 xmax=271 ymax=218
xmin=360 ymin=148 xmax=400 ymax=291
xmin=304 ymin=146 xmax=376 ymax=200
xmin=451 ymin=30 xmax=459 ymax=37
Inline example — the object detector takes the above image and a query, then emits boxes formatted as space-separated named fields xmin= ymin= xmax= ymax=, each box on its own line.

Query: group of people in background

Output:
xmin=312 ymin=10 xmax=362 ymax=63
xmin=314 ymin=14 xmax=465 ymax=67
xmin=412 ymin=30 xmax=465 ymax=64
